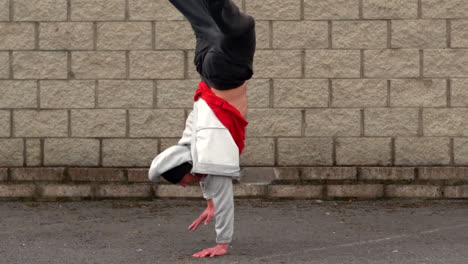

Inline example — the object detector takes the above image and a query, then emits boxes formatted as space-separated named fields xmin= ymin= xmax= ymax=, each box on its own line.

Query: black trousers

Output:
xmin=169 ymin=0 xmax=256 ymax=90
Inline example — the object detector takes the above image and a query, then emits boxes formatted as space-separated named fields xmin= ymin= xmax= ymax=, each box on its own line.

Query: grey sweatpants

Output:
xmin=199 ymin=175 xmax=234 ymax=244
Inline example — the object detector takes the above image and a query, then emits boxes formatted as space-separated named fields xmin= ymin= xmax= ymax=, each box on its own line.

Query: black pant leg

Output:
xmin=209 ymin=0 xmax=255 ymax=37
xmin=208 ymin=0 xmax=256 ymax=62
xmin=168 ymin=0 xmax=220 ymax=40
xmin=169 ymin=0 xmax=256 ymax=90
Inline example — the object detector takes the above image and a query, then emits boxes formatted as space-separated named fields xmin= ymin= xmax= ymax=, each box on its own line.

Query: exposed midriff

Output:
xmin=209 ymin=81 xmax=248 ymax=118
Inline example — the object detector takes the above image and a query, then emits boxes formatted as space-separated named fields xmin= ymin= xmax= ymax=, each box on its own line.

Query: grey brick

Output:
xmin=69 ymin=168 xmax=125 ymax=182
xmin=365 ymin=108 xmax=419 ymax=136
xmin=40 ymin=80 xmax=95 ymax=108
xmin=332 ymin=20 xmax=387 ymax=49
xmin=25 ymin=139 xmax=41 ymax=166
xmin=273 ymin=167 xmax=300 ymax=181
xmin=246 ymin=0 xmax=301 ymax=20
xmin=246 ymin=109 xmax=302 ymax=137
xmin=233 ymin=184 xmax=267 ymax=198
xmin=364 ymin=49 xmax=420 ymax=78
xmin=0 ymin=0 xmax=8 ymax=21
xmin=129 ymin=109 xmax=185 ymax=137
xmin=253 ymin=50 xmax=302 ymax=78
xmin=445 ymin=185 xmax=468 ymax=198
xmin=13 ymin=51 xmax=67 ymax=79
xmin=419 ymin=167 xmax=468 ymax=180
xmin=278 ymin=138 xmax=333 ymax=166
xmin=395 ymin=137 xmax=450 ymax=165
xmin=363 ymin=0 xmax=418 ymax=19
xmin=273 ymin=79 xmax=328 ymax=108
xmin=0 ymin=80 xmax=37 ymax=108
xmin=386 ymin=185 xmax=441 ymax=198
xmin=240 ymin=167 xmax=275 ymax=184
xmin=0 ymin=51 xmax=8 ymax=78
xmin=155 ymin=21 xmax=195 ymax=50
xmin=95 ymin=184 xmax=152 ymax=198
xmin=392 ymin=20 xmax=447 ymax=48
xmin=240 ymin=138 xmax=275 ymax=166
xmin=97 ymin=22 xmax=152 ymax=50
xmin=422 ymin=0 xmax=468 ymax=18
xmin=71 ymin=0 xmax=125 ymax=21
xmin=98 ymin=80 xmax=153 ymax=109
xmin=246 ymin=79 xmax=270 ymax=108
xmin=14 ymin=0 xmax=67 ymax=21
xmin=302 ymin=167 xmax=357 ymax=180
xmin=44 ymin=138 xmax=99 ymax=166
xmin=128 ymin=0 xmax=184 ymax=20
xmin=14 ymin=110 xmax=68 ymax=137
xmin=454 ymin=138 xmax=468 ymax=165
xmin=129 ymin=51 xmax=184 ymax=79
xmin=328 ymin=184 xmax=384 ymax=198
xmin=127 ymin=168 xmax=150 ymax=182
xmin=332 ymin=79 xmax=387 ymax=107
xmin=103 ymin=139 xmax=159 ymax=167
xmin=156 ymin=185 xmax=202 ymax=198
xmin=452 ymin=20 xmax=468 ymax=47
xmin=71 ymin=109 xmax=126 ymax=137
xmin=306 ymin=50 xmax=360 ymax=78
xmin=360 ymin=167 xmax=415 ymax=180
xmin=336 ymin=138 xmax=392 ymax=166
xmin=305 ymin=109 xmax=361 ymax=136
xmin=71 ymin=51 xmax=126 ymax=79
xmin=160 ymin=138 xmax=179 ymax=152
xmin=451 ymin=79 xmax=468 ymax=107
xmin=273 ymin=21 xmax=328 ymax=49
xmin=186 ymin=50 xmax=198 ymax=79
xmin=11 ymin=167 xmax=64 ymax=181
xmin=39 ymin=183 xmax=92 ymax=198
xmin=424 ymin=109 xmax=468 ymax=136
xmin=0 ymin=184 xmax=36 ymax=198
xmin=304 ymin=0 xmax=359 ymax=20
xmin=268 ymin=185 xmax=323 ymax=199
xmin=255 ymin=21 xmax=270 ymax=49
xmin=0 ymin=139 xmax=23 ymax=166
xmin=39 ymin=22 xmax=93 ymax=50
xmin=156 ymin=80 xmax=199 ymax=108
xmin=424 ymin=49 xmax=468 ymax=77
xmin=390 ymin=79 xmax=447 ymax=107
xmin=0 ymin=110 xmax=10 ymax=137
xmin=0 ymin=23 xmax=35 ymax=50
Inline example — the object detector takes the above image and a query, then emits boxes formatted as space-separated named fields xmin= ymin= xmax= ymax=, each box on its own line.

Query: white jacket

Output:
xmin=148 ymin=97 xmax=240 ymax=182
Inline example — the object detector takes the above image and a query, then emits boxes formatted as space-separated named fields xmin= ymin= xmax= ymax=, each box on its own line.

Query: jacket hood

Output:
xmin=148 ymin=145 xmax=192 ymax=182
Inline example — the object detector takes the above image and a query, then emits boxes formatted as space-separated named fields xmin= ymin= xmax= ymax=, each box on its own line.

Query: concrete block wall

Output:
xmin=1 ymin=0 xmax=468 ymax=200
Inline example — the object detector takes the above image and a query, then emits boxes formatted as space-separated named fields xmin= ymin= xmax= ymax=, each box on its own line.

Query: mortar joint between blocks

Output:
xmin=67 ymin=0 xmax=71 ymax=21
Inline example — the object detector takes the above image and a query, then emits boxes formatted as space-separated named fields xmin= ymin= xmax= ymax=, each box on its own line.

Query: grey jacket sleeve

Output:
xmin=200 ymin=175 xmax=234 ymax=244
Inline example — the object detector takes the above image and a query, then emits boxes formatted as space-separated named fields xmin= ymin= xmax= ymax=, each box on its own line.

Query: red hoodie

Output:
xmin=194 ymin=80 xmax=249 ymax=155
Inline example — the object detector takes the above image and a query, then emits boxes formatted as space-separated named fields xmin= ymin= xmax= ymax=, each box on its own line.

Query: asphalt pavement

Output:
xmin=1 ymin=199 xmax=467 ymax=264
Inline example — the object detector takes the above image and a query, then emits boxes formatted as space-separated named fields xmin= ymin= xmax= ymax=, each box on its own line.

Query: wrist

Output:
xmin=216 ymin=243 xmax=229 ymax=250
xmin=206 ymin=199 xmax=215 ymax=209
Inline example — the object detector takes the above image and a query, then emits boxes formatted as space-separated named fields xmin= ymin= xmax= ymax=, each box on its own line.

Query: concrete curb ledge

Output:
xmin=0 ymin=167 xmax=467 ymax=201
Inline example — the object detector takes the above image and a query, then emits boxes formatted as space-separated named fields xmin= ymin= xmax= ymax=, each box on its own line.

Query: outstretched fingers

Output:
xmin=192 ymin=245 xmax=229 ymax=258
xmin=193 ymin=248 xmax=211 ymax=257
xmin=188 ymin=217 xmax=203 ymax=230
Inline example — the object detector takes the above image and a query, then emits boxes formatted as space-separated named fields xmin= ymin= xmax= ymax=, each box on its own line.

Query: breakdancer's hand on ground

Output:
xmin=188 ymin=199 xmax=215 ymax=230
xmin=193 ymin=243 xmax=229 ymax=258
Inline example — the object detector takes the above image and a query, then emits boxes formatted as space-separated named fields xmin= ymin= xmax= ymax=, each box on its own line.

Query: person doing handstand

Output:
xmin=148 ymin=0 xmax=256 ymax=258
